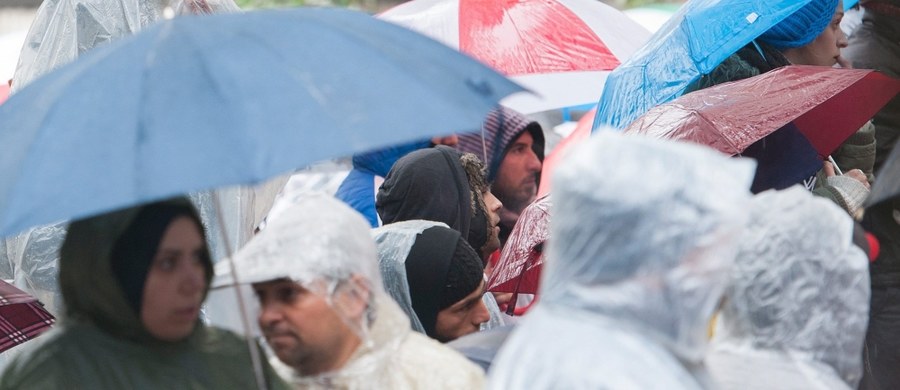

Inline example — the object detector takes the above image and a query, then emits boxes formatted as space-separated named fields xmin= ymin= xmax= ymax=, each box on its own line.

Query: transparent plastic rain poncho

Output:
xmin=706 ymin=187 xmax=870 ymax=390
xmin=225 ymin=193 xmax=485 ymax=388
xmin=488 ymin=132 xmax=755 ymax=389
xmin=371 ymin=219 xmax=448 ymax=334
xmin=11 ymin=0 xmax=239 ymax=93
xmin=372 ymin=219 xmax=507 ymax=336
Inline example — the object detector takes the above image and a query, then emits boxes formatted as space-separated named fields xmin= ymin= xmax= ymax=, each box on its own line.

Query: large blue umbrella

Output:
xmin=0 ymin=7 xmax=524 ymax=238
xmin=593 ymin=0 xmax=810 ymax=130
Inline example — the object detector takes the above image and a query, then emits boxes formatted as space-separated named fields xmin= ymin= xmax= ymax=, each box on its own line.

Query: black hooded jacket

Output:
xmin=377 ymin=146 xmax=475 ymax=247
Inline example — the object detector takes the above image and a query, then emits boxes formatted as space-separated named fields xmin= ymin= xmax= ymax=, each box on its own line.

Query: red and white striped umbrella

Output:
xmin=380 ymin=0 xmax=650 ymax=114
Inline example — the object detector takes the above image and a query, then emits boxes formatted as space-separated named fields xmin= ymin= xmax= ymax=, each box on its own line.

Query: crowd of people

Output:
xmin=1 ymin=0 xmax=900 ymax=389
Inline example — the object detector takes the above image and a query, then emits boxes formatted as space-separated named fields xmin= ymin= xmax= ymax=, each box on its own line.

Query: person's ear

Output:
xmin=335 ymin=274 xmax=371 ymax=321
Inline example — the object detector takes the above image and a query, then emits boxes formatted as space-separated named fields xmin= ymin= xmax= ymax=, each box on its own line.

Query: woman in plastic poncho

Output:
xmin=487 ymin=132 xmax=755 ymax=389
xmin=706 ymin=187 xmax=870 ymax=389
xmin=0 ymin=198 xmax=288 ymax=389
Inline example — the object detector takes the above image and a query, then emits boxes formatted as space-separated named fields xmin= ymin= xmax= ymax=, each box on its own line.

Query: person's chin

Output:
xmin=267 ymin=334 xmax=299 ymax=352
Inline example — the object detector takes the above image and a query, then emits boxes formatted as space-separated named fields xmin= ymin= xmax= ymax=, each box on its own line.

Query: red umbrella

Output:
xmin=0 ymin=280 xmax=55 ymax=353
xmin=379 ymin=0 xmax=649 ymax=113
xmin=537 ymin=108 xmax=594 ymax=197
xmin=488 ymin=195 xmax=551 ymax=296
xmin=624 ymin=65 xmax=900 ymax=158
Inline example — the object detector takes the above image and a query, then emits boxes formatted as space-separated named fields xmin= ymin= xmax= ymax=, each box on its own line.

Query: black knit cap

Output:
xmin=440 ymin=236 xmax=485 ymax=309
xmin=110 ymin=202 xmax=211 ymax=314
xmin=405 ymin=226 xmax=485 ymax=338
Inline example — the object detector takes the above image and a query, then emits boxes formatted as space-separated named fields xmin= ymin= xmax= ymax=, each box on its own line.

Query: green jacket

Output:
xmin=0 ymin=199 xmax=289 ymax=390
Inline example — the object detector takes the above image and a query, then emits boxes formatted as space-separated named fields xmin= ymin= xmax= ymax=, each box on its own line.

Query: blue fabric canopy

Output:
xmin=593 ymin=0 xmax=811 ymax=130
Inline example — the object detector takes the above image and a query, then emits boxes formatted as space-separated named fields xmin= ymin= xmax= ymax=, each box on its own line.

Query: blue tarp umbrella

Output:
xmin=0 ymin=7 xmax=524 ymax=238
xmin=593 ymin=0 xmax=811 ymax=130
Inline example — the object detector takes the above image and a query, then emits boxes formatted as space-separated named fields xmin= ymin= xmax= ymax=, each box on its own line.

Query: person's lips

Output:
xmin=172 ymin=306 xmax=199 ymax=321
xmin=265 ymin=332 xmax=297 ymax=348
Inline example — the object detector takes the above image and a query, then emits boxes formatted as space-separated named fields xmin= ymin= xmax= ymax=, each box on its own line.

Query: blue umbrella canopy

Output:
xmin=594 ymin=0 xmax=811 ymax=130
xmin=0 ymin=7 xmax=524 ymax=237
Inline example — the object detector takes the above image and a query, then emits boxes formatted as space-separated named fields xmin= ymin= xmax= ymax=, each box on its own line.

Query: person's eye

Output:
xmin=193 ymin=249 xmax=210 ymax=265
xmin=156 ymin=256 xmax=177 ymax=271
xmin=277 ymin=287 xmax=301 ymax=303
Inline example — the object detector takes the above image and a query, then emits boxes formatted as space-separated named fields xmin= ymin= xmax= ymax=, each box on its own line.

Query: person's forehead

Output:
xmin=514 ymin=130 xmax=533 ymax=144
xmin=459 ymin=279 xmax=486 ymax=303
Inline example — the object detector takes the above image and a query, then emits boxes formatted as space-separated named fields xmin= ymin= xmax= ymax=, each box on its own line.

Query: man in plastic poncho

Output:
xmin=229 ymin=193 xmax=484 ymax=389
xmin=706 ymin=187 xmax=870 ymax=389
xmin=487 ymin=132 xmax=755 ymax=389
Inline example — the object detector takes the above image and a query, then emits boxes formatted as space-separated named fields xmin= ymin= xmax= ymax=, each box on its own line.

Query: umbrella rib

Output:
xmin=694 ymin=108 xmax=741 ymax=154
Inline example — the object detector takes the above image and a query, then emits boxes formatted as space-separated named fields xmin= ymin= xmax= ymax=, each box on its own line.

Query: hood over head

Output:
xmin=230 ymin=193 xmax=439 ymax=386
xmin=60 ymin=197 xmax=211 ymax=343
xmin=229 ymin=193 xmax=385 ymax=342
xmin=545 ymin=132 xmax=755 ymax=363
xmin=372 ymin=220 xmax=484 ymax=339
xmin=711 ymin=186 xmax=869 ymax=388
xmin=376 ymin=146 xmax=473 ymax=243
xmin=456 ymin=107 xmax=545 ymax=183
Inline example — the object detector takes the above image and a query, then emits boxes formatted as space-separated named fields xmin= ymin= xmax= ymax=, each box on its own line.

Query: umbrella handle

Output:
xmin=213 ymin=193 xmax=269 ymax=390
xmin=828 ymin=155 xmax=844 ymax=175
xmin=505 ymin=249 xmax=535 ymax=315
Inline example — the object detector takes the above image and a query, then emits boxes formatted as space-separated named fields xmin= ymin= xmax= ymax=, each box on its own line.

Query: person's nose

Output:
xmin=837 ymin=29 xmax=849 ymax=49
xmin=526 ymin=149 xmax=542 ymax=172
xmin=473 ymin=299 xmax=492 ymax=326
xmin=487 ymin=191 xmax=502 ymax=213
xmin=258 ymin=302 xmax=282 ymax=329
xmin=179 ymin=261 xmax=206 ymax=296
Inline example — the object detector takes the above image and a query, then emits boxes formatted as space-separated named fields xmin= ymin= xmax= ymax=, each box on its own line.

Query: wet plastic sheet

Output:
xmin=372 ymin=219 xmax=447 ymax=333
xmin=707 ymin=187 xmax=870 ymax=389
xmin=11 ymin=0 xmax=239 ymax=92
xmin=372 ymin=220 xmax=507 ymax=335
xmin=488 ymin=132 xmax=755 ymax=389
xmin=623 ymin=66 xmax=900 ymax=157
